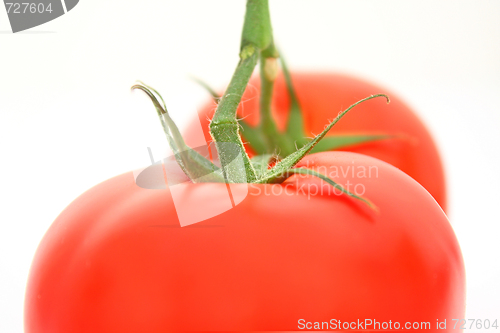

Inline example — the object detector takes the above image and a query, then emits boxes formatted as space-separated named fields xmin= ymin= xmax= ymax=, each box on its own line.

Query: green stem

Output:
xmin=259 ymin=43 xmax=280 ymax=151
xmin=209 ymin=0 xmax=275 ymax=183
xmin=245 ymin=0 xmax=283 ymax=153
xmin=256 ymin=22 xmax=296 ymax=155
xmin=209 ymin=46 xmax=258 ymax=183
xmin=281 ymin=54 xmax=306 ymax=141
xmin=241 ymin=0 xmax=273 ymax=50
xmin=285 ymin=168 xmax=377 ymax=210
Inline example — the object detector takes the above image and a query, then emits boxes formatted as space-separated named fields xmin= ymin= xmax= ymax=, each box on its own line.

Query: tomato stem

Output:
xmin=241 ymin=0 xmax=273 ymax=51
xmin=259 ymin=42 xmax=294 ymax=154
xmin=209 ymin=0 xmax=276 ymax=183
xmin=281 ymin=54 xmax=307 ymax=144
xmin=209 ymin=46 xmax=259 ymax=183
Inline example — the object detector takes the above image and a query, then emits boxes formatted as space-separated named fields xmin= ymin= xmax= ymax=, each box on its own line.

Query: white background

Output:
xmin=1 ymin=1 xmax=499 ymax=331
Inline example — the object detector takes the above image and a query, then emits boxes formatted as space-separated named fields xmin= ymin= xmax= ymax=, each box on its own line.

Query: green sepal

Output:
xmin=256 ymin=94 xmax=390 ymax=184
xmin=132 ymin=82 xmax=225 ymax=183
xmin=310 ymin=134 xmax=397 ymax=153
xmin=285 ymin=168 xmax=377 ymax=211
xmin=281 ymin=54 xmax=306 ymax=142
xmin=190 ymin=76 xmax=220 ymax=103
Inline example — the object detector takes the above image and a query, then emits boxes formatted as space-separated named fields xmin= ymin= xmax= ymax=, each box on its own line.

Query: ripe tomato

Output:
xmin=187 ymin=72 xmax=447 ymax=211
xmin=24 ymin=152 xmax=464 ymax=332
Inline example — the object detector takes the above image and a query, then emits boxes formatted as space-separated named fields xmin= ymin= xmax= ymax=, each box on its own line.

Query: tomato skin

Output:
xmin=24 ymin=152 xmax=463 ymax=332
xmin=187 ymin=72 xmax=447 ymax=211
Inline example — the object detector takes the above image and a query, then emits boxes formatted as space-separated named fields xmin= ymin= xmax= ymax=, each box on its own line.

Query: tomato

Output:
xmin=24 ymin=151 xmax=464 ymax=332
xmin=187 ymin=72 xmax=447 ymax=211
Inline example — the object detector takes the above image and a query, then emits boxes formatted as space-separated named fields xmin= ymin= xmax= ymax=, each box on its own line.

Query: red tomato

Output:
xmin=24 ymin=152 xmax=464 ymax=332
xmin=187 ymin=72 xmax=447 ymax=211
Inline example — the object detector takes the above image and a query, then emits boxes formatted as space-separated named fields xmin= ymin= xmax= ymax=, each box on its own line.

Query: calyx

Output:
xmin=132 ymin=0 xmax=390 ymax=210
